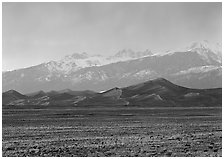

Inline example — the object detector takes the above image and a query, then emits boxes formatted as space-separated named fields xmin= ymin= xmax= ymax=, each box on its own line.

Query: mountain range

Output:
xmin=2 ymin=40 xmax=221 ymax=93
xmin=2 ymin=78 xmax=221 ymax=107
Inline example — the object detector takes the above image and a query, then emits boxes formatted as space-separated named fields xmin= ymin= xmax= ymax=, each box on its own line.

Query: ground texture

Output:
xmin=2 ymin=105 xmax=222 ymax=157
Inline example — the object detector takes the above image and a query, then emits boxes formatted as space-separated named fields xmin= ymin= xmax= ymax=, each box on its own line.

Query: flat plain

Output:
xmin=2 ymin=105 xmax=222 ymax=157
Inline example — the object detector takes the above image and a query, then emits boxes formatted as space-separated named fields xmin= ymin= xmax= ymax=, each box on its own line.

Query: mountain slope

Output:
xmin=2 ymin=41 xmax=221 ymax=93
xmin=2 ymin=78 xmax=221 ymax=107
xmin=121 ymin=78 xmax=221 ymax=107
xmin=26 ymin=90 xmax=47 ymax=98
xmin=2 ymin=90 xmax=28 ymax=105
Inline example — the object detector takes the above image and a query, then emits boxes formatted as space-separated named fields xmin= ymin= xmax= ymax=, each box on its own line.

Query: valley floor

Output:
xmin=2 ymin=105 xmax=222 ymax=157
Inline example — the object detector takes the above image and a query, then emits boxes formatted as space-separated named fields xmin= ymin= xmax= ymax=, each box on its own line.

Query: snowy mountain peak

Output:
xmin=186 ymin=40 xmax=221 ymax=63
xmin=187 ymin=40 xmax=221 ymax=55
xmin=159 ymin=40 xmax=222 ymax=63
xmin=43 ymin=40 xmax=221 ymax=76
xmin=3 ymin=40 xmax=222 ymax=93
xmin=42 ymin=49 xmax=155 ymax=75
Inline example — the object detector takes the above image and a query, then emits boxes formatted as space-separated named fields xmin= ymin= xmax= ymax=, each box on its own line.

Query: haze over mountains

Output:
xmin=2 ymin=40 xmax=221 ymax=93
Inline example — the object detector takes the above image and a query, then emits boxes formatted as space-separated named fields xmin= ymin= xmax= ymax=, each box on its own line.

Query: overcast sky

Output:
xmin=3 ymin=2 xmax=222 ymax=71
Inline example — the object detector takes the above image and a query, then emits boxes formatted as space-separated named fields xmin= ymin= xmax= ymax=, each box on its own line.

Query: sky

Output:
xmin=2 ymin=2 xmax=222 ymax=71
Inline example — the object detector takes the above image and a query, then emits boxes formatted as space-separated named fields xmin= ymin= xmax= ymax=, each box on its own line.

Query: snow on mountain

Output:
xmin=161 ymin=40 xmax=222 ymax=63
xmin=174 ymin=65 xmax=221 ymax=75
xmin=154 ymin=40 xmax=221 ymax=65
xmin=187 ymin=40 xmax=221 ymax=55
xmin=2 ymin=40 xmax=222 ymax=93
xmin=186 ymin=40 xmax=221 ymax=63
xmin=132 ymin=69 xmax=157 ymax=79
xmin=44 ymin=49 xmax=154 ymax=74
xmin=45 ymin=53 xmax=107 ymax=74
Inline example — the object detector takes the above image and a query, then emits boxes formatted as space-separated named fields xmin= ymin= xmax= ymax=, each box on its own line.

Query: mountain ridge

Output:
xmin=2 ymin=78 xmax=221 ymax=107
xmin=3 ymin=41 xmax=221 ymax=93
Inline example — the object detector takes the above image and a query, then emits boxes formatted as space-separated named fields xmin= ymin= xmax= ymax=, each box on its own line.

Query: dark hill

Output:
xmin=121 ymin=78 xmax=221 ymax=107
xmin=67 ymin=90 xmax=97 ymax=97
xmin=54 ymin=89 xmax=97 ymax=97
xmin=57 ymin=89 xmax=73 ymax=94
xmin=50 ymin=93 xmax=74 ymax=101
xmin=121 ymin=78 xmax=189 ymax=98
xmin=26 ymin=90 xmax=46 ymax=98
xmin=2 ymin=90 xmax=27 ymax=105
xmin=2 ymin=78 xmax=221 ymax=107
xmin=46 ymin=90 xmax=59 ymax=97
xmin=101 ymin=87 xmax=122 ymax=99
